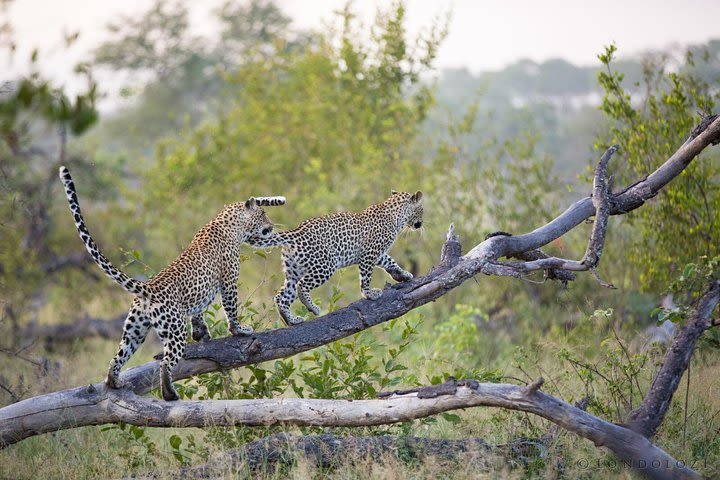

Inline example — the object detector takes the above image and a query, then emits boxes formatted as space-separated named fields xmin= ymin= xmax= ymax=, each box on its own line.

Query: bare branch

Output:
xmin=0 ymin=378 xmax=20 ymax=403
xmin=590 ymin=268 xmax=616 ymax=289
xmin=0 ymin=379 xmax=699 ymax=479
xmin=467 ymin=115 xmax=720 ymax=261
xmin=41 ymin=252 xmax=91 ymax=274
xmin=581 ymin=144 xmax=617 ymax=268
xmin=20 ymin=313 xmax=125 ymax=344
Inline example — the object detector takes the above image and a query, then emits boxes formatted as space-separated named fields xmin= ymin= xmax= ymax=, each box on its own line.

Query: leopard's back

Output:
xmin=253 ymin=191 xmax=423 ymax=326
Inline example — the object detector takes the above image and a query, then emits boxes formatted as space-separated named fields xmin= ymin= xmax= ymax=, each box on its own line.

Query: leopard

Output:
xmin=58 ymin=166 xmax=285 ymax=401
xmin=247 ymin=190 xmax=423 ymax=326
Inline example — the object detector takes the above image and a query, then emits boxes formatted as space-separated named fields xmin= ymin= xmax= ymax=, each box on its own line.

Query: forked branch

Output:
xmin=489 ymin=145 xmax=618 ymax=286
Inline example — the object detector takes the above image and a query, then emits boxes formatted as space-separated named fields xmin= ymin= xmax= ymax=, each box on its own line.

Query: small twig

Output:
xmin=609 ymin=323 xmax=643 ymax=400
xmin=500 ymin=375 xmax=528 ymax=384
xmin=0 ymin=378 xmax=20 ymax=403
xmin=520 ymin=275 xmax=548 ymax=285
xmin=590 ymin=268 xmax=616 ymax=289
xmin=516 ymin=364 xmax=535 ymax=382
xmin=536 ymin=365 xmax=562 ymax=396
xmin=0 ymin=346 xmax=43 ymax=367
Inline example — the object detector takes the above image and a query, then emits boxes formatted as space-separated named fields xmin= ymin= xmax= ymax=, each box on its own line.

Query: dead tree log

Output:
xmin=1 ymin=116 xmax=719 ymax=479
xmin=2 ymin=378 xmax=701 ymax=479
xmin=161 ymin=432 xmax=542 ymax=477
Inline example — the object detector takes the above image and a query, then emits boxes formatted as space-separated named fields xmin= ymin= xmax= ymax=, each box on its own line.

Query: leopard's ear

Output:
xmin=245 ymin=197 xmax=257 ymax=209
xmin=391 ymin=189 xmax=398 ymax=195
xmin=410 ymin=191 xmax=423 ymax=202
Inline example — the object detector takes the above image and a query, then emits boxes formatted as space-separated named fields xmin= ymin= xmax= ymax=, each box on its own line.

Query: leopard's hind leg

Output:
xmin=106 ymin=299 xmax=150 ymax=389
xmin=275 ymin=255 xmax=304 ymax=326
xmin=297 ymin=265 xmax=335 ymax=316
xmin=155 ymin=309 xmax=186 ymax=401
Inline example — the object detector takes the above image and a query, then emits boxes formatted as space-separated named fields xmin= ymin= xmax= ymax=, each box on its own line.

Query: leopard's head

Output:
xmin=238 ymin=197 xmax=282 ymax=240
xmin=389 ymin=190 xmax=424 ymax=229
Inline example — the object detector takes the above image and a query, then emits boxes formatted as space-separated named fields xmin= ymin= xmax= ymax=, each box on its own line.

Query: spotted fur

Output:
xmin=248 ymin=191 xmax=423 ymax=325
xmin=59 ymin=166 xmax=284 ymax=400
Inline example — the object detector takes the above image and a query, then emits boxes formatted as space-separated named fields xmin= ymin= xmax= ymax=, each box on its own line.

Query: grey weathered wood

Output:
xmin=483 ymin=145 xmax=617 ymax=279
xmin=1 ymin=379 xmax=699 ymax=479
xmin=466 ymin=115 xmax=720 ymax=261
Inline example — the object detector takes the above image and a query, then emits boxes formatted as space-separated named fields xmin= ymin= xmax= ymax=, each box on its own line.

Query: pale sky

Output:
xmin=4 ymin=0 xmax=720 ymax=101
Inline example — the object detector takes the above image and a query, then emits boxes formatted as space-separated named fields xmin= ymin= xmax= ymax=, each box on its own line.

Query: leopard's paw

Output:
xmin=364 ymin=288 xmax=383 ymax=300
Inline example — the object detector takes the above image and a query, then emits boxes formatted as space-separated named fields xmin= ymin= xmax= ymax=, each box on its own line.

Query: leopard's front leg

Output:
xmin=377 ymin=253 xmax=413 ymax=282
xmin=221 ymin=282 xmax=253 ymax=336
xmin=359 ymin=255 xmax=382 ymax=300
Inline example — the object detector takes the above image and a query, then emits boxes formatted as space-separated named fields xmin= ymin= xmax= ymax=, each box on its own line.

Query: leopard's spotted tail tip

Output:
xmin=256 ymin=196 xmax=286 ymax=206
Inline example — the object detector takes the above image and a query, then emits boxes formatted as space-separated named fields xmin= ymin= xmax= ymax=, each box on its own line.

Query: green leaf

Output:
xmin=172 ymin=451 xmax=187 ymax=464
xmin=169 ymin=434 xmax=182 ymax=449
xmin=441 ymin=412 xmax=461 ymax=424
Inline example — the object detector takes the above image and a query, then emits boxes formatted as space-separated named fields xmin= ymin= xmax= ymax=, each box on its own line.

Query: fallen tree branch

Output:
xmin=1 ymin=116 xmax=719 ymax=478
xmin=156 ymin=432 xmax=541 ymax=477
xmin=2 ymin=378 xmax=699 ymax=479
xmin=626 ymin=280 xmax=720 ymax=438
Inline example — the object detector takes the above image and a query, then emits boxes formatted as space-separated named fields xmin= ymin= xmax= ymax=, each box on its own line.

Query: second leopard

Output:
xmin=248 ymin=191 xmax=423 ymax=325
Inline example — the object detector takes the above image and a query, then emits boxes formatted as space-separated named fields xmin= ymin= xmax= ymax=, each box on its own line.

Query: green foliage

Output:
xmin=91 ymin=0 xmax=309 ymax=150
xmin=94 ymin=0 xmax=195 ymax=79
xmin=431 ymin=304 xmax=482 ymax=361
xmin=596 ymin=44 xmax=720 ymax=288
xmin=101 ymin=423 xmax=159 ymax=469
xmin=667 ymin=256 xmax=720 ymax=300
xmin=552 ymin=308 xmax=652 ymax=422
xmin=143 ymin=1 xmax=444 ymax=215
xmin=651 ymin=256 xmax=720 ymax=349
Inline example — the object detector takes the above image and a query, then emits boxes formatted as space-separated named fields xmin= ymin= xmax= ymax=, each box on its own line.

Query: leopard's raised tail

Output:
xmin=59 ymin=166 xmax=150 ymax=297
